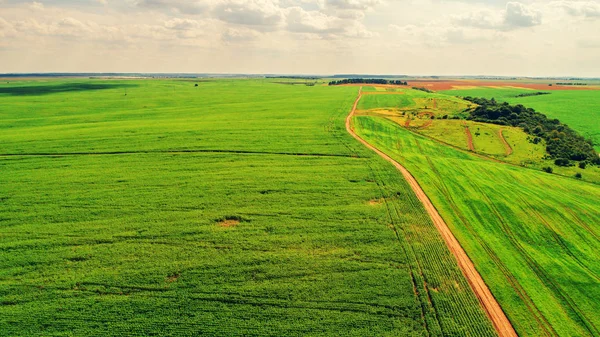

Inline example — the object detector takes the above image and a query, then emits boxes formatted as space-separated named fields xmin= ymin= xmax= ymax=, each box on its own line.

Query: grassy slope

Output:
xmin=357 ymin=89 xmax=471 ymax=116
xmin=441 ymin=88 xmax=600 ymax=151
xmin=354 ymin=116 xmax=600 ymax=337
xmin=0 ymin=79 xmax=496 ymax=336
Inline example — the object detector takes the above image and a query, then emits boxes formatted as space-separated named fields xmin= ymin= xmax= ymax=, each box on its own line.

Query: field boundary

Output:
xmin=346 ymin=87 xmax=518 ymax=337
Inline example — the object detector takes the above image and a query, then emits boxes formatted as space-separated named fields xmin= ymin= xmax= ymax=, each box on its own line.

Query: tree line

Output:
xmin=328 ymin=79 xmax=408 ymax=86
xmin=463 ymin=97 xmax=599 ymax=167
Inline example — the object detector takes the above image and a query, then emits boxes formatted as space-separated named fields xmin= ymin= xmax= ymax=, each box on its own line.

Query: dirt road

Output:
xmin=346 ymin=88 xmax=518 ymax=337
xmin=498 ymin=129 xmax=513 ymax=156
xmin=463 ymin=122 xmax=475 ymax=151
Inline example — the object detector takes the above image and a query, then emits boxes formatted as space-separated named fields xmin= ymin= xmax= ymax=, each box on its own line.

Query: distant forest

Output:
xmin=328 ymin=79 xmax=408 ymax=86
xmin=464 ymin=97 xmax=599 ymax=166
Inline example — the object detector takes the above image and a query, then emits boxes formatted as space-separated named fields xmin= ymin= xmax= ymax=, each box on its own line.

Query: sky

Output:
xmin=0 ymin=0 xmax=599 ymax=76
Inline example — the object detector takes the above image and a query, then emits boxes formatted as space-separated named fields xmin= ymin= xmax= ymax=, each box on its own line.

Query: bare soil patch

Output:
xmin=218 ymin=219 xmax=240 ymax=227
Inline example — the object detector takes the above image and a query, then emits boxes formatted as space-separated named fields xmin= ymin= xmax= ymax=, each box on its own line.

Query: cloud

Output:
xmin=325 ymin=0 xmax=379 ymax=10
xmin=164 ymin=18 xmax=201 ymax=30
xmin=28 ymin=2 xmax=44 ymax=11
xmin=453 ymin=2 xmax=542 ymax=30
xmin=222 ymin=26 xmax=261 ymax=41
xmin=551 ymin=1 xmax=600 ymax=18
xmin=389 ymin=24 xmax=502 ymax=47
xmin=214 ymin=0 xmax=284 ymax=27
xmin=286 ymin=6 xmax=372 ymax=38
xmin=134 ymin=0 xmax=210 ymax=14
xmin=505 ymin=2 xmax=542 ymax=27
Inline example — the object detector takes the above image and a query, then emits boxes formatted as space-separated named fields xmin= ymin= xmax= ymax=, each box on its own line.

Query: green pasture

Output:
xmin=441 ymin=88 xmax=600 ymax=151
xmin=0 ymin=79 xmax=496 ymax=336
xmin=354 ymin=115 xmax=600 ymax=337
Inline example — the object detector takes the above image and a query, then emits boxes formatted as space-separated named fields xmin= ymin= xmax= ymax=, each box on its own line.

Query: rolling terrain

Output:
xmin=353 ymin=88 xmax=600 ymax=336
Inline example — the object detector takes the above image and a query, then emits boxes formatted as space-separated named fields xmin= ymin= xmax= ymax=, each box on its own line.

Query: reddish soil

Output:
xmin=420 ymin=120 xmax=433 ymax=129
xmin=346 ymin=88 xmax=517 ymax=337
xmin=404 ymin=119 xmax=411 ymax=127
xmin=339 ymin=80 xmax=600 ymax=91
xmin=464 ymin=123 xmax=475 ymax=151
xmin=218 ymin=220 xmax=240 ymax=227
xmin=498 ymin=129 xmax=513 ymax=156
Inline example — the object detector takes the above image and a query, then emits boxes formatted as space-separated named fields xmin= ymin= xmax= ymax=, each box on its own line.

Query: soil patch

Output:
xmin=218 ymin=219 xmax=240 ymax=227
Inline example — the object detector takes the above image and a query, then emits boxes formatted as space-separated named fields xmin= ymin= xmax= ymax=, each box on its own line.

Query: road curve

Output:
xmin=346 ymin=88 xmax=518 ymax=337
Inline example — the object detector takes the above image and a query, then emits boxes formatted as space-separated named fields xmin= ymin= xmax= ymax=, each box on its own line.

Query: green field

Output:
xmin=441 ymin=88 xmax=600 ymax=151
xmin=0 ymin=80 xmax=498 ymax=336
xmin=354 ymin=115 xmax=600 ymax=337
xmin=357 ymin=88 xmax=472 ymax=116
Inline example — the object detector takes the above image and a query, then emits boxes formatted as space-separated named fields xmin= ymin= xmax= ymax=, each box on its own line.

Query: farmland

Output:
xmin=0 ymin=79 xmax=498 ymax=336
xmin=354 ymin=91 xmax=600 ymax=337
xmin=441 ymin=87 xmax=600 ymax=152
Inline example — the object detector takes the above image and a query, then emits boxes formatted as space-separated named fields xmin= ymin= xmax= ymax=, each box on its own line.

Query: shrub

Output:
xmin=542 ymin=167 xmax=553 ymax=173
xmin=554 ymin=158 xmax=572 ymax=167
xmin=575 ymin=173 xmax=582 ymax=179
xmin=579 ymin=161 xmax=587 ymax=169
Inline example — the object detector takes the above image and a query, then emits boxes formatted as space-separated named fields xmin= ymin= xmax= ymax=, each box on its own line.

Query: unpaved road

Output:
xmin=346 ymin=88 xmax=518 ymax=337
xmin=463 ymin=122 xmax=475 ymax=151
xmin=498 ymin=129 xmax=513 ymax=156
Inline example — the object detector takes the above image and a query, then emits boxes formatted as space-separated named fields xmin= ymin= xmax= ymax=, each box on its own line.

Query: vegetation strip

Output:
xmin=346 ymin=87 xmax=518 ymax=337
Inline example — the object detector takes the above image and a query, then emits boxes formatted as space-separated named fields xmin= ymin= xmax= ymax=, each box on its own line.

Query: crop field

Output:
xmin=355 ymin=88 xmax=600 ymax=184
xmin=357 ymin=88 xmax=472 ymax=116
xmin=441 ymin=88 xmax=600 ymax=152
xmin=354 ymin=115 xmax=600 ymax=337
xmin=0 ymin=79 xmax=498 ymax=336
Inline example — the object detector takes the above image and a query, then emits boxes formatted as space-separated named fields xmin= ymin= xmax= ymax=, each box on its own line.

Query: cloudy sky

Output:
xmin=0 ymin=0 xmax=599 ymax=76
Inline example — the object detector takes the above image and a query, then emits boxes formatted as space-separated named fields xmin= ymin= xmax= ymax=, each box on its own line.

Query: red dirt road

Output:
xmin=347 ymin=88 xmax=517 ymax=337
xmin=464 ymin=122 xmax=475 ymax=151
xmin=498 ymin=129 xmax=513 ymax=156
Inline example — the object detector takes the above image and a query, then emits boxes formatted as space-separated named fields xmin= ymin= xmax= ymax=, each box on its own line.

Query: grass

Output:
xmin=0 ymin=79 xmax=496 ymax=336
xmin=354 ymin=115 xmax=600 ymax=337
xmin=441 ymin=88 xmax=600 ymax=151
xmin=357 ymin=89 xmax=472 ymax=117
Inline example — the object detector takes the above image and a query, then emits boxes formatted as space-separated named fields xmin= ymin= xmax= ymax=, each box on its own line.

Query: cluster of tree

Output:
xmin=515 ymin=92 xmax=550 ymax=98
xmin=328 ymin=79 xmax=408 ymax=86
xmin=463 ymin=97 xmax=599 ymax=166
xmin=556 ymin=83 xmax=588 ymax=86
xmin=412 ymin=87 xmax=434 ymax=93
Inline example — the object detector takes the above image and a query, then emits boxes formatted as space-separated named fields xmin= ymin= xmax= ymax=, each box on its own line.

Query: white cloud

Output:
xmin=222 ymin=26 xmax=261 ymax=41
xmin=286 ymin=6 xmax=372 ymax=38
xmin=28 ymin=2 xmax=44 ymax=11
xmin=505 ymin=2 xmax=542 ymax=27
xmin=135 ymin=0 xmax=210 ymax=14
xmin=453 ymin=2 xmax=542 ymax=30
xmin=325 ymin=0 xmax=379 ymax=10
xmin=214 ymin=0 xmax=285 ymax=27
xmin=551 ymin=1 xmax=600 ymax=18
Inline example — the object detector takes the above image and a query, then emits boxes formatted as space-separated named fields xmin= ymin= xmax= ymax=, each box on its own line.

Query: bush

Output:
xmin=542 ymin=167 xmax=553 ymax=173
xmin=554 ymin=158 xmax=572 ymax=167
xmin=579 ymin=161 xmax=587 ymax=169
xmin=575 ymin=173 xmax=582 ymax=179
